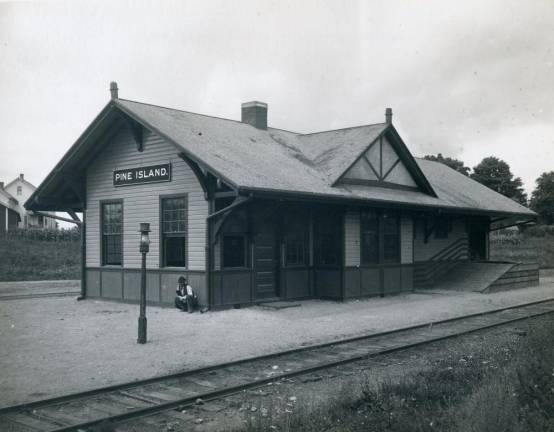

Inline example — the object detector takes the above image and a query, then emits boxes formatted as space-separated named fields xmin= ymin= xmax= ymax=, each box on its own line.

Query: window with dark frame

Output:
xmin=361 ymin=210 xmax=380 ymax=265
xmin=223 ymin=234 xmax=247 ymax=268
xmin=314 ymin=212 xmax=341 ymax=266
xmin=382 ymin=211 xmax=400 ymax=263
xmin=161 ymin=196 xmax=187 ymax=267
xmin=221 ymin=211 xmax=248 ymax=269
xmin=435 ymin=216 xmax=449 ymax=239
xmin=361 ymin=209 xmax=400 ymax=265
xmin=102 ymin=202 xmax=123 ymax=266
xmin=285 ymin=231 xmax=307 ymax=266
xmin=284 ymin=211 xmax=308 ymax=267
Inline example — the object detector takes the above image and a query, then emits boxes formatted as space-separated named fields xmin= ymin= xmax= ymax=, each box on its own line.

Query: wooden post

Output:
xmin=79 ymin=213 xmax=86 ymax=300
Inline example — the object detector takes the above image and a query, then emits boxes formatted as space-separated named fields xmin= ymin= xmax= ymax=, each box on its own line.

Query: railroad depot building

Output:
xmin=26 ymin=84 xmax=536 ymax=308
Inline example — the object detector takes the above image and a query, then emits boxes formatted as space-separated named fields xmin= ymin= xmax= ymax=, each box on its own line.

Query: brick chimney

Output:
xmin=19 ymin=173 xmax=24 ymax=181
xmin=241 ymin=101 xmax=267 ymax=130
xmin=385 ymin=108 xmax=393 ymax=124
xmin=0 ymin=182 xmax=4 ymax=189
xmin=110 ymin=81 xmax=119 ymax=100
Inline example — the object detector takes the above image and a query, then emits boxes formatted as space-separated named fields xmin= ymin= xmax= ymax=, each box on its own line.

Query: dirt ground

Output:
xmin=0 ymin=280 xmax=553 ymax=408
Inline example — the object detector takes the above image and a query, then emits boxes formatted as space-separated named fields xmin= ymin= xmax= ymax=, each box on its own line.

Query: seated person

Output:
xmin=175 ymin=276 xmax=197 ymax=313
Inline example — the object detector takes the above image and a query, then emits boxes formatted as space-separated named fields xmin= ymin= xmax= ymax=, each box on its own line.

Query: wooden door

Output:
xmin=254 ymin=219 xmax=279 ymax=299
xmin=469 ymin=227 xmax=487 ymax=261
xmin=468 ymin=217 xmax=488 ymax=261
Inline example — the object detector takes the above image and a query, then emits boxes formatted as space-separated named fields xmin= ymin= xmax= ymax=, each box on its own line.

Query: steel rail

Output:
xmin=1 ymin=298 xmax=553 ymax=432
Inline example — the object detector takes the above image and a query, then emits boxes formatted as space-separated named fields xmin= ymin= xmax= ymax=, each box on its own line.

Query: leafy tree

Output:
xmin=530 ymin=171 xmax=554 ymax=224
xmin=470 ymin=156 xmax=527 ymax=205
xmin=423 ymin=153 xmax=470 ymax=176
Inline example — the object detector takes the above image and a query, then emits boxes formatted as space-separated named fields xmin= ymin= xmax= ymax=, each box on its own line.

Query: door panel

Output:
xmin=254 ymin=226 xmax=278 ymax=299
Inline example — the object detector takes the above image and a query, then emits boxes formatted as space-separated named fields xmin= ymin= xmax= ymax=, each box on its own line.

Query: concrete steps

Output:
xmin=433 ymin=262 xmax=515 ymax=292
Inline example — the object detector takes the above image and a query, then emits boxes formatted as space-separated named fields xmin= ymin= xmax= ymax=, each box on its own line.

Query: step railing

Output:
xmin=414 ymin=238 xmax=469 ymax=288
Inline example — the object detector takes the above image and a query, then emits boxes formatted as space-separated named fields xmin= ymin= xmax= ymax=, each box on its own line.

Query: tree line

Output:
xmin=423 ymin=154 xmax=554 ymax=225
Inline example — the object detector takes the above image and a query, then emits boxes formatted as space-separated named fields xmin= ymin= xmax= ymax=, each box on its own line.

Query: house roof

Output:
xmin=26 ymin=98 xmax=535 ymax=218
xmin=0 ymin=188 xmax=18 ymax=210
xmin=4 ymin=175 xmax=37 ymax=191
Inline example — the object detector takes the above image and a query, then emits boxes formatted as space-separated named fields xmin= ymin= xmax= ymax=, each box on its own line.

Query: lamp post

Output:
xmin=137 ymin=222 xmax=150 ymax=344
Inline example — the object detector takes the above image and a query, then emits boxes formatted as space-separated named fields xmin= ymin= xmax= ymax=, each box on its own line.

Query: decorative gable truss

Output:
xmin=341 ymin=135 xmax=416 ymax=188
xmin=335 ymin=129 xmax=437 ymax=197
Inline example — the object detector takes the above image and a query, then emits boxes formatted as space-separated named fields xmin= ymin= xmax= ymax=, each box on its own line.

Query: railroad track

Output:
xmin=0 ymin=292 xmax=80 ymax=301
xmin=2 ymin=298 xmax=553 ymax=432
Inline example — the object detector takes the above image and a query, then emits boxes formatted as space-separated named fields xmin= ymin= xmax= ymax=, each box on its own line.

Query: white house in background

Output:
xmin=2 ymin=174 xmax=58 ymax=229
xmin=0 ymin=186 xmax=20 ymax=232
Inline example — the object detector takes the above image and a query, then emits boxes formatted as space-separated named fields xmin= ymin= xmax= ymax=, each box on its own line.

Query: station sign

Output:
xmin=113 ymin=163 xmax=171 ymax=187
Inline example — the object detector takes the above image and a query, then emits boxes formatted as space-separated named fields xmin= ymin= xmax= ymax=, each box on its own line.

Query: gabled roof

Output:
xmin=0 ymin=188 xmax=18 ymax=210
xmin=4 ymin=176 xmax=37 ymax=191
xmin=26 ymin=98 xmax=536 ymax=218
xmin=296 ymin=123 xmax=388 ymax=183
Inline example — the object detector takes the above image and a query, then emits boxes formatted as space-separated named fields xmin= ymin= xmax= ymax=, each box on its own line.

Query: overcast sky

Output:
xmin=1 ymin=0 xmax=553 ymax=202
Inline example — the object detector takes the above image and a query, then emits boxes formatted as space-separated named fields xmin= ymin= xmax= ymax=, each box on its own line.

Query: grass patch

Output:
xmin=0 ymin=234 xmax=81 ymax=281
xmin=232 ymin=316 xmax=554 ymax=431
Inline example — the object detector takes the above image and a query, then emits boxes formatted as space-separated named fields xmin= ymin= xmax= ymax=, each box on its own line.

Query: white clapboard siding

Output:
xmin=86 ymin=126 xmax=208 ymax=270
xmin=413 ymin=218 xmax=467 ymax=262
xmin=400 ymin=214 xmax=413 ymax=264
xmin=344 ymin=210 xmax=360 ymax=266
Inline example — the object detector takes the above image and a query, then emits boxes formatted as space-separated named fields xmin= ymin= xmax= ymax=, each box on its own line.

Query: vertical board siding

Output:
xmin=85 ymin=126 xmax=208 ymax=270
xmin=213 ymin=240 xmax=221 ymax=270
xmin=0 ymin=206 xmax=6 ymax=233
xmin=413 ymin=218 xmax=468 ymax=262
xmin=344 ymin=210 xmax=360 ymax=266
xmin=400 ymin=214 xmax=413 ymax=264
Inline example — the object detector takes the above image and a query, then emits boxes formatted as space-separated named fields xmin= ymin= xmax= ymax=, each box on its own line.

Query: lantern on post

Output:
xmin=137 ymin=222 xmax=150 ymax=344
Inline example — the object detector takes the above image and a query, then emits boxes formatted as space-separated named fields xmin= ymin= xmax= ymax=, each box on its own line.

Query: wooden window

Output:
xmin=314 ymin=211 xmax=341 ymax=266
xmin=361 ymin=209 xmax=400 ymax=265
xmin=223 ymin=234 xmax=247 ymax=268
xmin=102 ymin=201 xmax=123 ymax=266
xmin=361 ymin=210 xmax=380 ymax=265
xmin=435 ymin=216 xmax=449 ymax=239
xmin=221 ymin=211 xmax=248 ymax=269
xmin=284 ymin=210 xmax=308 ymax=267
xmin=16 ymin=186 xmax=22 ymax=196
xmin=285 ymin=232 xmax=307 ymax=266
xmin=382 ymin=211 xmax=400 ymax=263
xmin=161 ymin=196 xmax=187 ymax=267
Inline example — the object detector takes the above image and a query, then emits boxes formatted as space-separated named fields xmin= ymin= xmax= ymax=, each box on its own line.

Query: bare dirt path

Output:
xmin=0 ymin=280 xmax=552 ymax=408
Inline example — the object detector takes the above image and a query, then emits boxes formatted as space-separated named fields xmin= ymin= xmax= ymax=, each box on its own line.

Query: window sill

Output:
xmin=221 ymin=267 xmax=250 ymax=271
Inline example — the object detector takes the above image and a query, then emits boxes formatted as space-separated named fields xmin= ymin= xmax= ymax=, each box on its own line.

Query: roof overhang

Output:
xmin=25 ymin=99 xmax=242 ymax=213
xmin=239 ymin=185 xmax=537 ymax=219
xmin=25 ymin=101 xmax=120 ymax=212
